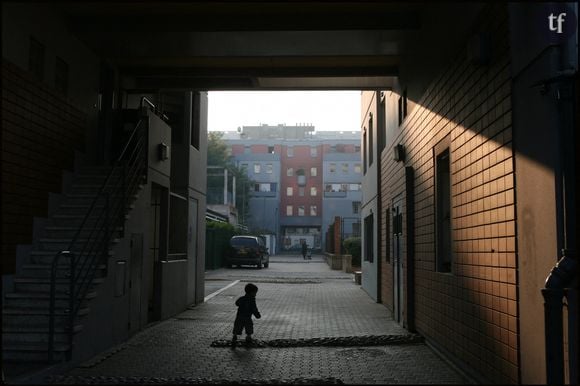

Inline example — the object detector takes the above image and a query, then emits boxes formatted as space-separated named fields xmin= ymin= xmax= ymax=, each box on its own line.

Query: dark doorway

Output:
xmin=392 ymin=196 xmax=404 ymax=325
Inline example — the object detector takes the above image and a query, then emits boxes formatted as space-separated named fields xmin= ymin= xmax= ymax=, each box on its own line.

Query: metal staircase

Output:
xmin=2 ymin=101 xmax=153 ymax=363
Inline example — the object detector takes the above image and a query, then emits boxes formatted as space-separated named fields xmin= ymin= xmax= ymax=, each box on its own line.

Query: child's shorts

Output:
xmin=233 ymin=318 xmax=254 ymax=335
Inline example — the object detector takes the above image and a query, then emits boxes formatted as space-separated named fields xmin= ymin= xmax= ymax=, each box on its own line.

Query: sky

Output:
xmin=207 ymin=91 xmax=361 ymax=132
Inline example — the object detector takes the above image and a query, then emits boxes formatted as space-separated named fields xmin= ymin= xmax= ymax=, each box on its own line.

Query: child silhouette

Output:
xmin=231 ymin=283 xmax=261 ymax=347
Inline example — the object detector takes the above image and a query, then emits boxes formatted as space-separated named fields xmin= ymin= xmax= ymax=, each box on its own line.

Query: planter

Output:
xmin=325 ymin=253 xmax=343 ymax=270
xmin=342 ymin=254 xmax=353 ymax=273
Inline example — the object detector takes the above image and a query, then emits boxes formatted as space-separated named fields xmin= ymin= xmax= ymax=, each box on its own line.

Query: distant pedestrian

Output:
xmin=232 ymin=283 xmax=261 ymax=348
xmin=301 ymin=242 xmax=308 ymax=260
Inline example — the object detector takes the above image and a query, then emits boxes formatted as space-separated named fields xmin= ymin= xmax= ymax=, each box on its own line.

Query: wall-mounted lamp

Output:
xmin=393 ymin=144 xmax=405 ymax=162
xmin=158 ymin=142 xmax=169 ymax=161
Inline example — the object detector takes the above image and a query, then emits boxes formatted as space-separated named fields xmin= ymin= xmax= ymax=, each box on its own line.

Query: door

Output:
xmin=129 ymin=233 xmax=143 ymax=335
xmin=392 ymin=196 xmax=404 ymax=325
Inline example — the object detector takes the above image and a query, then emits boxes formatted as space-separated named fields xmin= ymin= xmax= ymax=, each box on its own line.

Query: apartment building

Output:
xmin=223 ymin=125 xmax=361 ymax=253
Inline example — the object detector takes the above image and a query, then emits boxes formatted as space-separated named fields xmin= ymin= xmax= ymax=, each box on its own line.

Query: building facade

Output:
xmin=361 ymin=3 xmax=578 ymax=384
xmin=223 ymin=125 xmax=361 ymax=254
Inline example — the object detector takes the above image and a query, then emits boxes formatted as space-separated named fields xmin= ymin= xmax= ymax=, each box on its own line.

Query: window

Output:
xmin=311 ymin=147 xmax=318 ymax=157
xmin=299 ymin=187 xmax=305 ymax=196
xmin=310 ymin=167 xmax=317 ymax=177
xmin=54 ymin=57 xmax=68 ymax=96
xmin=398 ymin=89 xmax=408 ymax=126
xmin=330 ymin=145 xmax=337 ymax=153
xmin=364 ymin=214 xmax=374 ymax=262
xmin=255 ymin=183 xmax=275 ymax=192
xmin=342 ymin=163 xmax=349 ymax=173
xmin=29 ymin=37 xmax=45 ymax=81
xmin=354 ymin=164 xmax=362 ymax=173
xmin=244 ymin=145 xmax=251 ymax=154
xmin=287 ymin=167 xmax=294 ymax=176
xmin=310 ymin=205 xmax=317 ymax=216
xmin=287 ymin=146 xmax=294 ymax=157
xmin=352 ymin=201 xmax=361 ymax=214
xmin=268 ymin=146 xmax=275 ymax=154
xmin=325 ymin=184 xmax=347 ymax=193
xmin=286 ymin=205 xmax=293 ymax=216
xmin=298 ymin=206 xmax=305 ymax=216
xmin=254 ymin=163 xmax=261 ymax=173
xmin=355 ymin=145 xmax=361 ymax=153
xmin=329 ymin=163 xmax=336 ymax=173
xmin=287 ymin=187 xmax=293 ymax=196
xmin=266 ymin=164 xmax=273 ymax=173
xmin=349 ymin=183 xmax=361 ymax=191
xmin=363 ymin=129 xmax=367 ymax=174
xmin=436 ymin=147 xmax=452 ymax=273
xmin=378 ymin=92 xmax=386 ymax=153
xmin=310 ymin=187 xmax=317 ymax=196
xmin=369 ymin=113 xmax=374 ymax=166
xmin=241 ymin=163 xmax=248 ymax=170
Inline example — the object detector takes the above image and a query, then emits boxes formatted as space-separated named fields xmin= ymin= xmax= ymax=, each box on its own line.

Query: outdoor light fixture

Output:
xmin=393 ymin=144 xmax=405 ymax=162
xmin=158 ymin=142 xmax=169 ymax=161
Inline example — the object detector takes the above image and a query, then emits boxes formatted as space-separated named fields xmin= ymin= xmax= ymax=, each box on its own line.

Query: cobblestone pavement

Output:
xmin=53 ymin=255 xmax=468 ymax=384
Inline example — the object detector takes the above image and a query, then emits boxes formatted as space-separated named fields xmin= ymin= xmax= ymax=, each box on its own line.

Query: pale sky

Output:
xmin=207 ymin=91 xmax=361 ymax=132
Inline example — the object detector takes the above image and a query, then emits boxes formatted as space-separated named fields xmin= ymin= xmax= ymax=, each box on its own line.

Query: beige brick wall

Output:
xmin=378 ymin=4 xmax=517 ymax=383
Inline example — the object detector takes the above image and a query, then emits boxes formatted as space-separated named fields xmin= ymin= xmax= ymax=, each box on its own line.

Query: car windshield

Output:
xmin=230 ymin=237 xmax=257 ymax=247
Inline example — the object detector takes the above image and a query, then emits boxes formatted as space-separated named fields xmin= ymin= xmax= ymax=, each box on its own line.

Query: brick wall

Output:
xmin=1 ymin=59 xmax=86 ymax=274
xmin=379 ymin=4 xmax=517 ymax=383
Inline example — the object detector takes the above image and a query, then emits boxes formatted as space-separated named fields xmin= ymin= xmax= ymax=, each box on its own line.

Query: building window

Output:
xmin=287 ymin=146 xmax=294 ymax=157
xmin=436 ymin=147 xmax=452 ymax=273
xmin=330 ymin=145 xmax=337 ymax=153
xmin=254 ymin=163 xmax=261 ymax=174
xmin=310 ymin=187 xmax=317 ymax=196
xmin=329 ymin=163 xmax=336 ymax=173
xmin=29 ymin=37 xmax=45 ymax=81
xmin=354 ymin=164 xmax=362 ymax=173
xmin=310 ymin=205 xmax=317 ymax=216
xmin=240 ymin=163 xmax=248 ymax=170
xmin=311 ymin=147 xmax=318 ymax=157
xmin=349 ymin=183 xmax=361 ymax=191
xmin=368 ymin=113 xmax=374 ymax=166
xmin=352 ymin=201 xmax=361 ymax=214
xmin=398 ymin=88 xmax=408 ymax=126
xmin=342 ymin=163 xmax=349 ymax=173
xmin=310 ymin=167 xmax=317 ymax=177
xmin=244 ymin=145 xmax=251 ymax=154
xmin=266 ymin=164 xmax=273 ymax=173
xmin=299 ymin=187 xmax=305 ymax=196
xmin=287 ymin=187 xmax=293 ymax=196
xmin=268 ymin=146 xmax=275 ymax=154
xmin=355 ymin=145 xmax=361 ymax=153
xmin=286 ymin=205 xmax=293 ymax=216
xmin=364 ymin=214 xmax=374 ymax=262
xmin=287 ymin=167 xmax=294 ymax=176
xmin=363 ymin=129 xmax=367 ymax=174
xmin=54 ymin=57 xmax=68 ymax=96
xmin=298 ymin=206 xmax=305 ymax=216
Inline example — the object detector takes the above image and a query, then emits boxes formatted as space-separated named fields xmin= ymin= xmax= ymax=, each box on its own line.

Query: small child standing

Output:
xmin=232 ymin=283 xmax=261 ymax=347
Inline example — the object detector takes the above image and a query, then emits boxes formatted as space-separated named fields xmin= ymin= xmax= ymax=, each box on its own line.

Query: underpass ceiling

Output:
xmin=52 ymin=1 xmax=485 ymax=90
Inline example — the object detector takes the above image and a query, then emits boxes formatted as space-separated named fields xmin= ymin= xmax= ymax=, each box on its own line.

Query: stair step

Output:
xmin=20 ymin=264 xmax=107 ymax=279
xmin=5 ymin=291 xmax=97 ymax=300
xmin=2 ymin=325 xmax=82 ymax=345
xmin=2 ymin=342 xmax=69 ymax=362
xmin=3 ymin=306 xmax=89 ymax=316
xmin=37 ymin=238 xmax=120 ymax=252
xmin=29 ymin=250 xmax=113 ymax=264
xmin=3 ymin=307 xmax=90 ymax=329
xmin=14 ymin=277 xmax=104 ymax=292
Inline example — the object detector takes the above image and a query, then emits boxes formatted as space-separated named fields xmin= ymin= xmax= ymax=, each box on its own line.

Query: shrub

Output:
xmin=343 ymin=237 xmax=361 ymax=267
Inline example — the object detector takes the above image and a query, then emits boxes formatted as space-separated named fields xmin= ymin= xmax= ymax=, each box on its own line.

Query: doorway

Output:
xmin=129 ymin=233 xmax=143 ymax=335
xmin=148 ymin=184 xmax=167 ymax=324
xmin=392 ymin=196 xmax=404 ymax=325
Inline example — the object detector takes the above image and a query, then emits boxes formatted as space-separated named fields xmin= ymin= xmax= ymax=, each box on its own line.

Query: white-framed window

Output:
xmin=299 ymin=187 xmax=305 ymax=196
xmin=310 ymin=147 xmax=318 ymax=157
xmin=310 ymin=205 xmax=317 ymax=216
xmin=354 ymin=163 xmax=362 ymax=173
xmin=254 ymin=163 xmax=261 ymax=173
xmin=244 ymin=145 xmax=251 ymax=154
xmin=287 ymin=167 xmax=294 ymax=176
xmin=287 ymin=187 xmax=293 ymax=196
xmin=287 ymin=146 xmax=294 ymax=157
xmin=310 ymin=187 xmax=317 ymax=196
xmin=286 ymin=205 xmax=293 ymax=216
xmin=310 ymin=167 xmax=317 ymax=177
xmin=349 ymin=183 xmax=361 ymax=191
xmin=342 ymin=163 xmax=349 ymax=173
xmin=329 ymin=163 xmax=336 ymax=173
xmin=298 ymin=206 xmax=305 ymax=216
xmin=266 ymin=164 xmax=273 ymax=173
xmin=352 ymin=201 xmax=361 ymax=214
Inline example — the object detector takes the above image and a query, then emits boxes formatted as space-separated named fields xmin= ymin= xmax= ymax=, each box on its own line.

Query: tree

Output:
xmin=206 ymin=132 xmax=253 ymax=225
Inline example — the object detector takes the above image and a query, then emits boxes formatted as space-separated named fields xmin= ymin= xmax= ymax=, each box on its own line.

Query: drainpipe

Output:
xmin=540 ymin=40 xmax=578 ymax=384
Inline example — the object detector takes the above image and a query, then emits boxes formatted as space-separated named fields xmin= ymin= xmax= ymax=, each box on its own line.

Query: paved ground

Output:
xmin=48 ymin=255 xmax=468 ymax=384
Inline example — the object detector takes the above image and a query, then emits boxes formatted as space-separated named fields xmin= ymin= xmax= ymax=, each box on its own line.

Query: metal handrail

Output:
xmin=47 ymin=101 xmax=155 ymax=362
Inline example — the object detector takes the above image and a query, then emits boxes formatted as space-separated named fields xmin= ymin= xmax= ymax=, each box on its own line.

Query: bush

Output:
xmin=343 ymin=237 xmax=361 ymax=267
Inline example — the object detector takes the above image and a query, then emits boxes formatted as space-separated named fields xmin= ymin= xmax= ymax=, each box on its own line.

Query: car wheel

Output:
xmin=257 ymin=261 xmax=263 ymax=269
xmin=264 ymin=261 xmax=269 ymax=268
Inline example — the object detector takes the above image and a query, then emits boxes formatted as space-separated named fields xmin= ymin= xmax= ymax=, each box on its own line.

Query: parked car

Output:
xmin=227 ymin=235 xmax=269 ymax=269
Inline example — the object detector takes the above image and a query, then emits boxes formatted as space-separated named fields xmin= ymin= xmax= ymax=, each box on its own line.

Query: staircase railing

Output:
xmin=48 ymin=98 xmax=156 ymax=362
